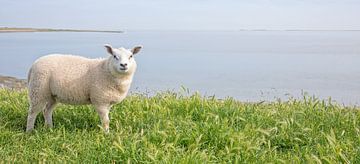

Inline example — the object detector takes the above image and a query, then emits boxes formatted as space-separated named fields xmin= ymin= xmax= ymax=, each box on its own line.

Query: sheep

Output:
xmin=26 ymin=44 xmax=142 ymax=133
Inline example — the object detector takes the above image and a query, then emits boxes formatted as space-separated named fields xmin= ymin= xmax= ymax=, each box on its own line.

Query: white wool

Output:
xmin=26 ymin=45 xmax=142 ymax=132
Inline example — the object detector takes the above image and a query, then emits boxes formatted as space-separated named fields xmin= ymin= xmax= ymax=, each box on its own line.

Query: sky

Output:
xmin=1 ymin=0 xmax=359 ymax=31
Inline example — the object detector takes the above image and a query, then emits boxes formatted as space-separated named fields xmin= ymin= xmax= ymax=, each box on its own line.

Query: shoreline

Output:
xmin=2 ymin=27 xmax=360 ymax=33
xmin=0 ymin=75 xmax=27 ymax=90
xmin=0 ymin=27 xmax=123 ymax=33
xmin=1 ymin=74 xmax=358 ymax=107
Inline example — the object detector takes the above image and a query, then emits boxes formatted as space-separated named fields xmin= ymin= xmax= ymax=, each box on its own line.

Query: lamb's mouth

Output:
xmin=119 ymin=68 xmax=128 ymax=71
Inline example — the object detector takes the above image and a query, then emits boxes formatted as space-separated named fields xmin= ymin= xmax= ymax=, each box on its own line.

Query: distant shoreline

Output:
xmin=0 ymin=75 xmax=26 ymax=90
xmin=0 ymin=27 xmax=123 ymax=33
xmin=1 ymin=27 xmax=359 ymax=33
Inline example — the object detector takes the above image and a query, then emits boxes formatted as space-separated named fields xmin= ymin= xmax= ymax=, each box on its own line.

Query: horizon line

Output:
xmin=2 ymin=26 xmax=360 ymax=33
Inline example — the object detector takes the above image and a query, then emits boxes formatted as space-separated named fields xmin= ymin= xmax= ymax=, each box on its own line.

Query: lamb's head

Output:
xmin=104 ymin=44 xmax=142 ymax=75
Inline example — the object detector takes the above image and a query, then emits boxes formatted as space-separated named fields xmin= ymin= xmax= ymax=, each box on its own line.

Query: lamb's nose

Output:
xmin=120 ymin=63 xmax=128 ymax=67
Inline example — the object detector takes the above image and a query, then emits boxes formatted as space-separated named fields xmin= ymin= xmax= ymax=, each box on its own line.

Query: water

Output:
xmin=1 ymin=31 xmax=360 ymax=105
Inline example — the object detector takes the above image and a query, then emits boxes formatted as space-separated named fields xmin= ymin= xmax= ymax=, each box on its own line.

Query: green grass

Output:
xmin=0 ymin=89 xmax=360 ymax=163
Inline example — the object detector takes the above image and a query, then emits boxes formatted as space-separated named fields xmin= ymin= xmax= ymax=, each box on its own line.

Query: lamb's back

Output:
xmin=33 ymin=54 xmax=105 ymax=104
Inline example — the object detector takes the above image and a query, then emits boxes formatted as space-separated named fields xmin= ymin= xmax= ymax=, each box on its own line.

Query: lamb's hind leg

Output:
xmin=43 ymin=98 xmax=57 ymax=128
xmin=26 ymin=100 xmax=46 ymax=132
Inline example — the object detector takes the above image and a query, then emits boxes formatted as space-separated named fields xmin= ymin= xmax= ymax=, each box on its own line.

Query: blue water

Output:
xmin=1 ymin=31 xmax=360 ymax=105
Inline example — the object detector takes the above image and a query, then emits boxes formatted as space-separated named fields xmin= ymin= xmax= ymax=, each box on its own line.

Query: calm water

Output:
xmin=1 ymin=31 xmax=360 ymax=105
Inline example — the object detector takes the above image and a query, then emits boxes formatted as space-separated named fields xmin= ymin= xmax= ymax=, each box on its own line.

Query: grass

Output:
xmin=0 ymin=89 xmax=360 ymax=163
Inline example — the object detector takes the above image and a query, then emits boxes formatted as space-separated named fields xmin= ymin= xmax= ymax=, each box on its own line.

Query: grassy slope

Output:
xmin=0 ymin=89 xmax=359 ymax=163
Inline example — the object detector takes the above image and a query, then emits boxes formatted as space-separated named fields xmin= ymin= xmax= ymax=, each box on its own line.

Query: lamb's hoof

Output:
xmin=98 ymin=125 xmax=109 ymax=134
xmin=44 ymin=124 xmax=53 ymax=129
xmin=25 ymin=128 xmax=34 ymax=133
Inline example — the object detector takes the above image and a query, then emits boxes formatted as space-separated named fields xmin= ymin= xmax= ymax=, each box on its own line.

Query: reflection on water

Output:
xmin=0 ymin=31 xmax=360 ymax=104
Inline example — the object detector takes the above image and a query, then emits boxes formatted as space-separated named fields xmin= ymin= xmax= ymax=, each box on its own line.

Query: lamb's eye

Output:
xmin=129 ymin=55 xmax=133 ymax=59
xmin=114 ymin=56 xmax=119 ymax=60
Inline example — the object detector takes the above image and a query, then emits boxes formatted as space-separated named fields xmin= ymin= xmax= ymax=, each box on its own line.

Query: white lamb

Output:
xmin=26 ymin=44 xmax=142 ymax=132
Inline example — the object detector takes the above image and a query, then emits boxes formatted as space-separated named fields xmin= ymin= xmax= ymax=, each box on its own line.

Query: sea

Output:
xmin=1 ymin=31 xmax=360 ymax=105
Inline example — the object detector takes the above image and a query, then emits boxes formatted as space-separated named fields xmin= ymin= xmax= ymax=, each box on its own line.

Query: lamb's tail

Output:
xmin=27 ymin=66 xmax=33 ymax=84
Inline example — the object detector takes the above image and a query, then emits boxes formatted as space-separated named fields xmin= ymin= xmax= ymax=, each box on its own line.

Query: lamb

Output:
xmin=26 ymin=44 xmax=142 ymax=132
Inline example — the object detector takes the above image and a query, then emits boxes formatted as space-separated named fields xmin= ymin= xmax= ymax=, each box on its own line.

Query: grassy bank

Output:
xmin=0 ymin=89 xmax=359 ymax=163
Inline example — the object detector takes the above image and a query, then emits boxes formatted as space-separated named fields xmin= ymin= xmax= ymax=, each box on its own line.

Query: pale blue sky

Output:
xmin=1 ymin=0 xmax=359 ymax=31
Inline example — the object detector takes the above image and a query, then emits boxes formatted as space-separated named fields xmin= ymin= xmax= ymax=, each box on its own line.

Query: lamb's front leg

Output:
xmin=95 ymin=104 xmax=110 ymax=133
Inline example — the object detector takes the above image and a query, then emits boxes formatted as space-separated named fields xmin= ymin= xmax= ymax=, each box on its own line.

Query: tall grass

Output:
xmin=0 ymin=89 xmax=359 ymax=163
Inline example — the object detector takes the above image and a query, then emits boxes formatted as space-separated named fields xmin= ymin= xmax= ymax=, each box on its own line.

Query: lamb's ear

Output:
xmin=104 ymin=44 xmax=114 ymax=55
xmin=131 ymin=45 xmax=142 ymax=55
